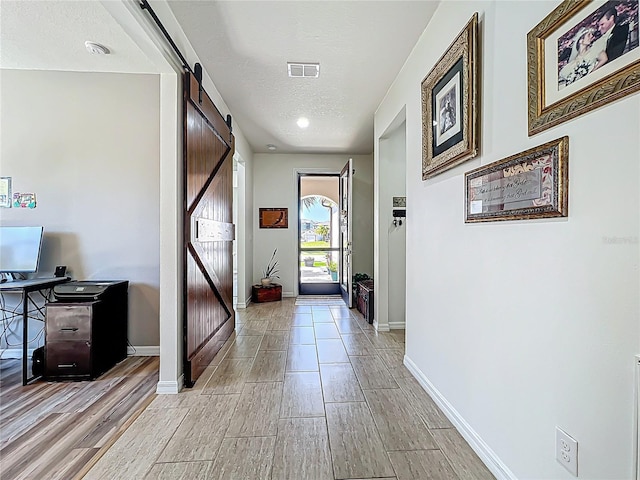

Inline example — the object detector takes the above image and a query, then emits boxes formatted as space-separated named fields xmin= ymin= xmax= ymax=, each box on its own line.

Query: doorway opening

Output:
xmin=298 ymin=174 xmax=341 ymax=295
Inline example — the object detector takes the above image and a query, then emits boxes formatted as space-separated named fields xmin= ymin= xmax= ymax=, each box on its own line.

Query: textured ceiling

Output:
xmin=0 ymin=0 xmax=157 ymax=74
xmin=167 ymin=1 xmax=439 ymax=154
xmin=1 ymin=0 xmax=439 ymax=155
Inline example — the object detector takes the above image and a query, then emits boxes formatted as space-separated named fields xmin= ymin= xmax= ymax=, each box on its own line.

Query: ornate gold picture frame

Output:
xmin=527 ymin=0 xmax=640 ymax=136
xmin=422 ymin=13 xmax=479 ymax=179
xmin=465 ymin=137 xmax=569 ymax=222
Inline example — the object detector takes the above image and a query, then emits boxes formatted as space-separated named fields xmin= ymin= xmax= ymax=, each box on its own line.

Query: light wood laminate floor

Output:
xmin=0 ymin=356 xmax=159 ymax=480
xmin=84 ymin=298 xmax=496 ymax=480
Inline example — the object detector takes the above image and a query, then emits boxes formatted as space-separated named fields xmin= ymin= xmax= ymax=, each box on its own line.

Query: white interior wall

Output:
xmin=375 ymin=1 xmax=639 ymax=479
xmin=381 ymin=121 xmax=407 ymax=329
xmin=243 ymin=156 xmax=255 ymax=305
xmin=376 ymin=109 xmax=408 ymax=331
xmin=233 ymin=161 xmax=239 ymax=304
xmin=235 ymin=153 xmax=254 ymax=308
xmin=157 ymin=71 xmax=182 ymax=392
xmin=351 ymin=155 xmax=374 ymax=278
xmin=0 ymin=69 xmax=160 ymax=350
xmin=253 ymin=153 xmax=373 ymax=296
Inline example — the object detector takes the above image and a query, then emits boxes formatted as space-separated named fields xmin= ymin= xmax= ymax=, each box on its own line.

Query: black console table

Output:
xmin=0 ymin=277 xmax=71 ymax=385
xmin=356 ymin=279 xmax=374 ymax=324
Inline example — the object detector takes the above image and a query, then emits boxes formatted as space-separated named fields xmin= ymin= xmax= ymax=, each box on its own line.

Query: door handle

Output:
xmin=60 ymin=327 xmax=79 ymax=332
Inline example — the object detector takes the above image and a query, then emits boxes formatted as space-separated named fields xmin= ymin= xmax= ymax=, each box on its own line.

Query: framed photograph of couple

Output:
xmin=528 ymin=0 xmax=640 ymax=135
xmin=421 ymin=13 xmax=479 ymax=179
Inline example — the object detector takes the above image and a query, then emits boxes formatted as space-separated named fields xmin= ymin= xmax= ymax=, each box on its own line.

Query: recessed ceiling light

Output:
xmin=85 ymin=41 xmax=110 ymax=55
xmin=266 ymin=144 xmax=277 ymax=151
xmin=297 ymin=117 xmax=310 ymax=129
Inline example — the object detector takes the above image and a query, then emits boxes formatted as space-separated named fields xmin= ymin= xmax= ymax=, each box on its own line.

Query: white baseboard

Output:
xmin=388 ymin=321 xmax=406 ymax=329
xmin=156 ymin=374 xmax=184 ymax=394
xmin=403 ymin=355 xmax=517 ymax=480
xmin=235 ymin=298 xmax=251 ymax=309
xmin=127 ymin=346 xmax=160 ymax=356
xmin=373 ymin=322 xmax=405 ymax=331
xmin=283 ymin=291 xmax=295 ymax=298
xmin=634 ymin=355 xmax=640 ymax=480
xmin=0 ymin=348 xmax=35 ymax=359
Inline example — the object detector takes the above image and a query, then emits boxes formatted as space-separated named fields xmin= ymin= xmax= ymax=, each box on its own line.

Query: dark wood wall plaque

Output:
xmin=259 ymin=208 xmax=288 ymax=228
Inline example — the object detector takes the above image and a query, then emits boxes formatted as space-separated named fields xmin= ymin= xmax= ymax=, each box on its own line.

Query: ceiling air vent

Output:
xmin=287 ymin=62 xmax=320 ymax=78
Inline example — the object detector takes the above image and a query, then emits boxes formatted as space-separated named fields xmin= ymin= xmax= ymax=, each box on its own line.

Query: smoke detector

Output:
xmin=287 ymin=62 xmax=320 ymax=78
xmin=85 ymin=41 xmax=110 ymax=55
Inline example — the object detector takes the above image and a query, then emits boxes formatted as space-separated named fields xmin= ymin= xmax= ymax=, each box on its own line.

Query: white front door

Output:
xmin=339 ymin=158 xmax=353 ymax=307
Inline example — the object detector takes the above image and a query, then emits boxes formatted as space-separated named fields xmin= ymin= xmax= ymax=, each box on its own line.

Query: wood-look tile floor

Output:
xmin=0 ymin=356 xmax=159 ymax=480
xmin=84 ymin=298 xmax=496 ymax=480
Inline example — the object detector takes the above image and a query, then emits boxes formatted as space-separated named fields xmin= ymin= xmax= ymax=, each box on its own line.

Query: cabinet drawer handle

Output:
xmin=60 ymin=327 xmax=79 ymax=332
xmin=58 ymin=363 xmax=77 ymax=368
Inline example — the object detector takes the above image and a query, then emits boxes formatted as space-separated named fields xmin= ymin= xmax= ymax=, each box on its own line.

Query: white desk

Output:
xmin=0 ymin=277 xmax=71 ymax=385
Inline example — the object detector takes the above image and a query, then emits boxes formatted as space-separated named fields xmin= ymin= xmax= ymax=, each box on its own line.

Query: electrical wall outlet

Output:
xmin=556 ymin=427 xmax=578 ymax=476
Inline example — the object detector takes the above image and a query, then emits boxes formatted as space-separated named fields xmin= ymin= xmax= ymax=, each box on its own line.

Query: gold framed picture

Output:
xmin=422 ymin=13 xmax=479 ymax=179
xmin=527 ymin=0 xmax=640 ymax=136
xmin=465 ymin=137 xmax=569 ymax=223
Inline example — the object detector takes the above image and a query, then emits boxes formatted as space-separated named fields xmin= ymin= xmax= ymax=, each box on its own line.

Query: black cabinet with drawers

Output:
xmin=44 ymin=281 xmax=128 ymax=380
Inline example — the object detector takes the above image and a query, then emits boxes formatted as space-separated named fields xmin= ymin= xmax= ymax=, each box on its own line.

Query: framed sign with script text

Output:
xmin=465 ymin=137 xmax=569 ymax=222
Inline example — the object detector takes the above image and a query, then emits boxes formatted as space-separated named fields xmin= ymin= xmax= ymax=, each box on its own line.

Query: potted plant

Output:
xmin=329 ymin=261 xmax=338 ymax=281
xmin=303 ymin=256 xmax=315 ymax=267
xmin=353 ymin=272 xmax=370 ymax=283
xmin=261 ymin=249 xmax=280 ymax=286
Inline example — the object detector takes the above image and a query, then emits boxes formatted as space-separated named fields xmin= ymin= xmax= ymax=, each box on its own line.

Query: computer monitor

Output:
xmin=0 ymin=226 xmax=44 ymax=273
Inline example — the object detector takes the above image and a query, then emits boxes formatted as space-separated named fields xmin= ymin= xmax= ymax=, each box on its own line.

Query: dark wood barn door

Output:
xmin=183 ymin=72 xmax=235 ymax=387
